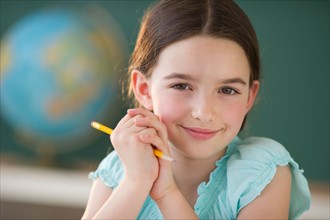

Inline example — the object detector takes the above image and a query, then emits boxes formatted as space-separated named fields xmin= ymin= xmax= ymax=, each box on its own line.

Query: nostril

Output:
xmin=191 ymin=109 xmax=215 ymax=122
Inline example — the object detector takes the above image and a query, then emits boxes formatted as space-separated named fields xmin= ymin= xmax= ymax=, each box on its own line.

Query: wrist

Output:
xmin=153 ymin=183 xmax=180 ymax=206
xmin=123 ymin=175 xmax=154 ymax=192
xmin=153 ymin=184 xmax=198 ymax=219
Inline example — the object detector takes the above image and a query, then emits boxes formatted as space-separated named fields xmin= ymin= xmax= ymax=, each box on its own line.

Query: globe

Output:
xmin=0 ymin=6 xmax=128 ymax=154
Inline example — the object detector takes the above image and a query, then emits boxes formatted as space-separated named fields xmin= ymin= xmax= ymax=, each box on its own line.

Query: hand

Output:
xmin=110 ymin=110 xmax=159 ymax=184
xmin=127 ymin=108 xmax=177 ymax=202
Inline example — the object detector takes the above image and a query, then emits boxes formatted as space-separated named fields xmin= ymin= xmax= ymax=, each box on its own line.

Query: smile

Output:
xmin=182 ymin=126 xmax=219 ymax=141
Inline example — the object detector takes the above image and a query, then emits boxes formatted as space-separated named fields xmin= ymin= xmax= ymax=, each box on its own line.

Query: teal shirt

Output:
xmin=89 ymin=136 xmax=311 ymax=219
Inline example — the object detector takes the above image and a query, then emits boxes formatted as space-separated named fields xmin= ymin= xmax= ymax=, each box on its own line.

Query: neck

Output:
xmin=170 ymin=148 xmax=226 ymax=207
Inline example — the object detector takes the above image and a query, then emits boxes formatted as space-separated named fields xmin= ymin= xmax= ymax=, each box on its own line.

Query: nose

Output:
xmin=191 ymin=93 xmax=216 ymax=122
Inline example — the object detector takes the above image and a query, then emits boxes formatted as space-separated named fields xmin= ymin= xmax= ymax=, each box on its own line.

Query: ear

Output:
xmin=131 ymin=70 xmax=153 ymax=110
xmin=246 ymin=80 xmax=260 ymax=112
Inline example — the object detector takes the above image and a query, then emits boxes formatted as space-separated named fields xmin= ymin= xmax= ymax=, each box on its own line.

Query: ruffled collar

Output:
xmin=194 ymin=136 xmax=241 ymax=216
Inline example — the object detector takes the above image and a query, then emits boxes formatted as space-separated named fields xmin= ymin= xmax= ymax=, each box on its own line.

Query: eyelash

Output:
xmin=218 ymin=87 xmax=240 ymax=95
xmin=171 ymin=83 xmax=239 ymax=95
xmin=171 ymin=83 xmax=191 ymax=91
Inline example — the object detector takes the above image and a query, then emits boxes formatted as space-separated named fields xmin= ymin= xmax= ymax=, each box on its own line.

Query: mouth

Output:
xmin=181 ymin=126 xmax=219 ymax=141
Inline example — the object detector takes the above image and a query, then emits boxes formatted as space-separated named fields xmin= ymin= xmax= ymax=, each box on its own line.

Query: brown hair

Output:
xmin=127 ymin=0 xmax=260 ymax=129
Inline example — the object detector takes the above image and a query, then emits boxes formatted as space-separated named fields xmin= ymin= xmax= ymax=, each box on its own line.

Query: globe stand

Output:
xmin=15 ymin=131 xmax=60 ymax=168
xmin=34 ymin=142 xmax=58 ymax=167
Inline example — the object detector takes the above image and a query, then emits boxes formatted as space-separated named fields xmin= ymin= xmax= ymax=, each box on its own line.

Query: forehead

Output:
xmin=152 ymin=35 xmax=250 ymax=80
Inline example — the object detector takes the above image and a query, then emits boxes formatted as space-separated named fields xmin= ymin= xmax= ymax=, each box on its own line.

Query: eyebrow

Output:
xmin=163 ymin=73 xmax=247 ymax=85
xmin=220 ymin=77 xmax=247 ymax=85
xmin=163 ymin=73 xmax=194 ymax=80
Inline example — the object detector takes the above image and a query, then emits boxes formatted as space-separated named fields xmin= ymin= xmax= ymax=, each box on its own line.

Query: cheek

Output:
xmin=222 ymin=101 xmax=248 ymax=126
xmin=152 ymin=92 xmax=187 ymax=125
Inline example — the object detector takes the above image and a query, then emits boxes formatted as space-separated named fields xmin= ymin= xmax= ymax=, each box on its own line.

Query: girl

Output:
xmin=82 ymin=0 xmax=310 ymax=219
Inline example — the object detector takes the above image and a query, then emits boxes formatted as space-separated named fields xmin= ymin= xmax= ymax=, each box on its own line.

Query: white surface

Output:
xmin=1 ymin=164 xmax=92 ymax=208
xmin=1 ymin=164 xmax=329 ymax=219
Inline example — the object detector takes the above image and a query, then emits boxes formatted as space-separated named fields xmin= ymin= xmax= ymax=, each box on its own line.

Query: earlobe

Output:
xmin=131 ymin=70 xmax=153 ymax=110
xmin=246 ymin=80 xmax=260 ymax=112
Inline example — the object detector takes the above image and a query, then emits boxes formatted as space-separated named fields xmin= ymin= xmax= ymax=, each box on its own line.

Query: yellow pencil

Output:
xmin=91 ymin=121 xmax=175 ymax=162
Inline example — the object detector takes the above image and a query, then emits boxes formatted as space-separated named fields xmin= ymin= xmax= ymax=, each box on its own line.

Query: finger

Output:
xmin=138 ymin=128 xmax=169 ymax=156
xmin=115 ymin=112 xmax=133 ymax=128
xmin=111 ymin=117 xmax=152 ymax=153
xmin=127 ymin=108 xmax=159 ymax=121
xmin=128 ymin=108 xmax=167 ymax=144
xmin=111 ymin=115 xmax=146 ymax=146
xmin=134 ymin=116 xmax=168 ymax=147
xmin=115 ymin=108 xmax=146 ymax=128
xmin=115 ymin=113 xmax=143 ymax=130
xmin=137 ymin=127 xmax=157 ymax=138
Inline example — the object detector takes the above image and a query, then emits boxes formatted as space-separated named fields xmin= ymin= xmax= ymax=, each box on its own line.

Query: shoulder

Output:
xmin=237 ymin=165 xmax=292 ymax=219
xmin=226 ymin=137 xmax=291 ymax=206
xmin=229 ymin=136 xmax=291 ymax=165
xmin=89 ymin=150 xmax=125 ymax=188
xmin=226 ymin=136 xmax=311 ymax=218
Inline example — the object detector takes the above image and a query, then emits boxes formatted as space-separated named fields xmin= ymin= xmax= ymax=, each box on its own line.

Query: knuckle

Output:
xmin=134 ymin=133 xmax=142 ymax=141
xmin=111 ymin=129 xmax=125 ymax=143
xmin=149 ymin=127 xmax=158 ymax=135
xmin=143 ymin=116 xmax=151 ymax=124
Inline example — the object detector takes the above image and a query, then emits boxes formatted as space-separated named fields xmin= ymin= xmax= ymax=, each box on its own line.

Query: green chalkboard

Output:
xmin=236 ymin=0 xmax=329 ymax=181
xmin=0 ymin=0 xmax=329 ymax=181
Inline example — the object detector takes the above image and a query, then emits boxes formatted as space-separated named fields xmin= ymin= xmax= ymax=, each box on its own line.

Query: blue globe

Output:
xmin=0 ymin=6 xmax=127 ymax=153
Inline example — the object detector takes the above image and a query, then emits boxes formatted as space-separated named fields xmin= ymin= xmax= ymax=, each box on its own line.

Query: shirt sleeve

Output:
xmin=88 ymin=150 xmax=124 ymax=189
xmin=226 ymin=137 xmax=311 ymax=219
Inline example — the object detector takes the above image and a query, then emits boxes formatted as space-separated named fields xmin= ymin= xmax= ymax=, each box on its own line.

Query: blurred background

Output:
xmin=0 ymin=0 xmax=328 ymax=219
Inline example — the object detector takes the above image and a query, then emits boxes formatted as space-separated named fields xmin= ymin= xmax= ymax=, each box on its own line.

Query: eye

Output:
xmin=219 ymin=87 xmax=239 ymax=95
xmin=171 ymin=83 xmax=191 ymax=90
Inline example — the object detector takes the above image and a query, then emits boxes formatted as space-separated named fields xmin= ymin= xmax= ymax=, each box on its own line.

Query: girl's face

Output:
xmin=146 ymin=36 xmax=259 ymax=160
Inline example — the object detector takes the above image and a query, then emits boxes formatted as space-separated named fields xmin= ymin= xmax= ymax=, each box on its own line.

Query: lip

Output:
xmin=182 ymin=126 xmax=219 ymax=141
